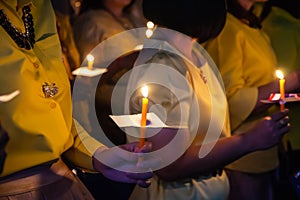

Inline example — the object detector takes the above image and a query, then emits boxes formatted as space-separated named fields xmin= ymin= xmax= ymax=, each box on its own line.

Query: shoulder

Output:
xmin=221 ymin=13 xmax=246 ymax=37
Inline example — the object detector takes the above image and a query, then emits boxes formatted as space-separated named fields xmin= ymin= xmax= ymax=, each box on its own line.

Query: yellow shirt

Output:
xmin=204 ymin=13 xmax=279 ymax=173
xmin=0 ymin=0 xmax=103 ymax=177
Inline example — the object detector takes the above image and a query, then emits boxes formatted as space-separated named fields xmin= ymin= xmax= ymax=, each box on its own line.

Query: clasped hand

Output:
xmin=93 ymin=141 xmax=159 ymax=188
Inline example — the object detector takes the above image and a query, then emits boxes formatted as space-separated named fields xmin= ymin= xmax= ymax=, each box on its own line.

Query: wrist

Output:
xmin=238 ymin=132 xmax=258 ymax=154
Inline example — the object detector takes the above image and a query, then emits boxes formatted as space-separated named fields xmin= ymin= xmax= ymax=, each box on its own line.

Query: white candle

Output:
xmin=87 ymin=54 xmax=94 ymax=70
xmin=146 ymin=21 xmax=155 ymax=38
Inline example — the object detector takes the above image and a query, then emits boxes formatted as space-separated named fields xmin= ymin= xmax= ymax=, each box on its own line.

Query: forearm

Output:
xmin=155 ymin=134 xmax=252 ymax=181
xmin=156 ymin=109 xmax=289 ymax=181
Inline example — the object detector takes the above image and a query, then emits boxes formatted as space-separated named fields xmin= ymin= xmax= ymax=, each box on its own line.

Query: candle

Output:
xmin=139 ymin=85 xmax=148 ymax=147
xmin=145 ymin=29 xmax=153 ymax=38
xmin=87 ymin=54 xmax=94 ymax=70
xmin=145 ymin=21 xmax=155 ymax=38
xmin=276 ymin=70 xmax=285 ymax=110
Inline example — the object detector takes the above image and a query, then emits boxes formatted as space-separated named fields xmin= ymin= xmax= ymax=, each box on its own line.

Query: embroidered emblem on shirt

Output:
xmin=42 ymin=82 xmax=58 ymax=98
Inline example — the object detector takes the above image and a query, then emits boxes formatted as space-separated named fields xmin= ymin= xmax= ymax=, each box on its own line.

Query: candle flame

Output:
xmin=276 ymin=70 xmax=284 ymax=79
xmin=87 ymin=54 xmax=94 ymax=62
xmin=141 ymin=85 xmax=148 ymax=98
xmin=147 ymin=21 xmax=155 ymax=29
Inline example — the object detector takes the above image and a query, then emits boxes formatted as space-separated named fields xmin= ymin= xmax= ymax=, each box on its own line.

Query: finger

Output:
xmin=136 ymin=179 xmax=152 ymax=188
xmin=135 ymin=142 xmax=152 ymax=153
xmin=277 ymin=116 xmax=289 ymax=128
xmin=110 ymin=146 xmax=139 ymax=162
xmin=278 ymin=123 xmax=290 ymax=137
xmin=271 ymin=109 xmax=289 ymax=121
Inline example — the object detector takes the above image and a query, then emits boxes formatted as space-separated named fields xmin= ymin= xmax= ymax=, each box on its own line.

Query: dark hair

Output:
xmin=226 ymin=0 xmax=262 ymax=29
xmin=142 ymin=0 xmax=227 ymax=43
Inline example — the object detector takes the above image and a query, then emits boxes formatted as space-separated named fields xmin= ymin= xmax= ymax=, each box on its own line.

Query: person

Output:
xmin=72 ymin=0 xmax=147 ymax=62
xmin=98 ymin=0 xmax=292 ymax=199
xmin=203 ymin=0 xmax=300 ymax=199
xmin=50 ymin=0 xmax=81 ymax=80
xmin=70 ymin=2 xmax=147 ymax=199
xmin=0 ymin=0 xmax=154 ymax=199
xmin=258 ymin=0 xmax=300 ymax=160
xmin=71 ymin=0 xmax=147 ymax=143
xmin=257 ymin=0 xmax=300 ymax=198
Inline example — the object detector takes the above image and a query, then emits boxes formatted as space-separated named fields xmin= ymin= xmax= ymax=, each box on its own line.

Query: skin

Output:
xmin=102 ymin=0 xmax=133 ymax=17
xmin=237 ymin=0 xmax=268 ymax=10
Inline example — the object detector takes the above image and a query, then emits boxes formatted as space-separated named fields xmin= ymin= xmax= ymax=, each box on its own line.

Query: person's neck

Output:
xmin=104 ymin=4 xmax=124 ymax=18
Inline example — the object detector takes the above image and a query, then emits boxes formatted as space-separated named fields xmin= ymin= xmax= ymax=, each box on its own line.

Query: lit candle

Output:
xmin=145 ymin=21 xmax=155 ymax=38
xmin=139 ymin=85 xmax=148 ymax=147
xmin=276 ymin=69 xmax=285 ymax=110
xmin=87 ymin=54 xmax=94 ymax=70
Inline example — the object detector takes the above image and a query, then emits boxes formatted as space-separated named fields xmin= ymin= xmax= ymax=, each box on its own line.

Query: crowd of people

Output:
xmin=0 ymin=0 xmax=299 ymax=199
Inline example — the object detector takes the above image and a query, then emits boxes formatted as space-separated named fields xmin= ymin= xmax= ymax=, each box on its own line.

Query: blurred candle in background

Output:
xmin=87 ymin=54 xmax=94 ymax=70
xmin=146 ymin=21 xmax=155 ymax=38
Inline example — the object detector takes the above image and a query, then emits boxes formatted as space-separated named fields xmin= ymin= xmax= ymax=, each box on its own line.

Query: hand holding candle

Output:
xmin=87 ymin=54 xmax=94 ymax=70
xmin=276 ymin=69 xmax=285 ymax=110
xmin=139 ymin=85 xmax=149 ymax=148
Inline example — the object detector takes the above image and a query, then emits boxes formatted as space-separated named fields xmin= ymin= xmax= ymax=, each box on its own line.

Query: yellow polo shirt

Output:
xmin=0 ymin=0 xmax=103 ymax=177
xmin=204 ymin=13 xmax=279 ymax=173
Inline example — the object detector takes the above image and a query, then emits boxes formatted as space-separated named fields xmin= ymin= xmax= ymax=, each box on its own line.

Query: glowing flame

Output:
xmin=141 ymin=85 xmax=148 ymax=98
xmin=87 ymin=54 xmax=94 ymax=62
xmin=276 ymin=69 xmax=284 ymax=79
xmin=147 ymin=21 xmax=155 ymax=29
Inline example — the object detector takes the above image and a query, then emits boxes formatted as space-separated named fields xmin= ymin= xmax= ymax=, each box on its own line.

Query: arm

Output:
xmin=152 ymin=109 xmax=289 ymax=181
